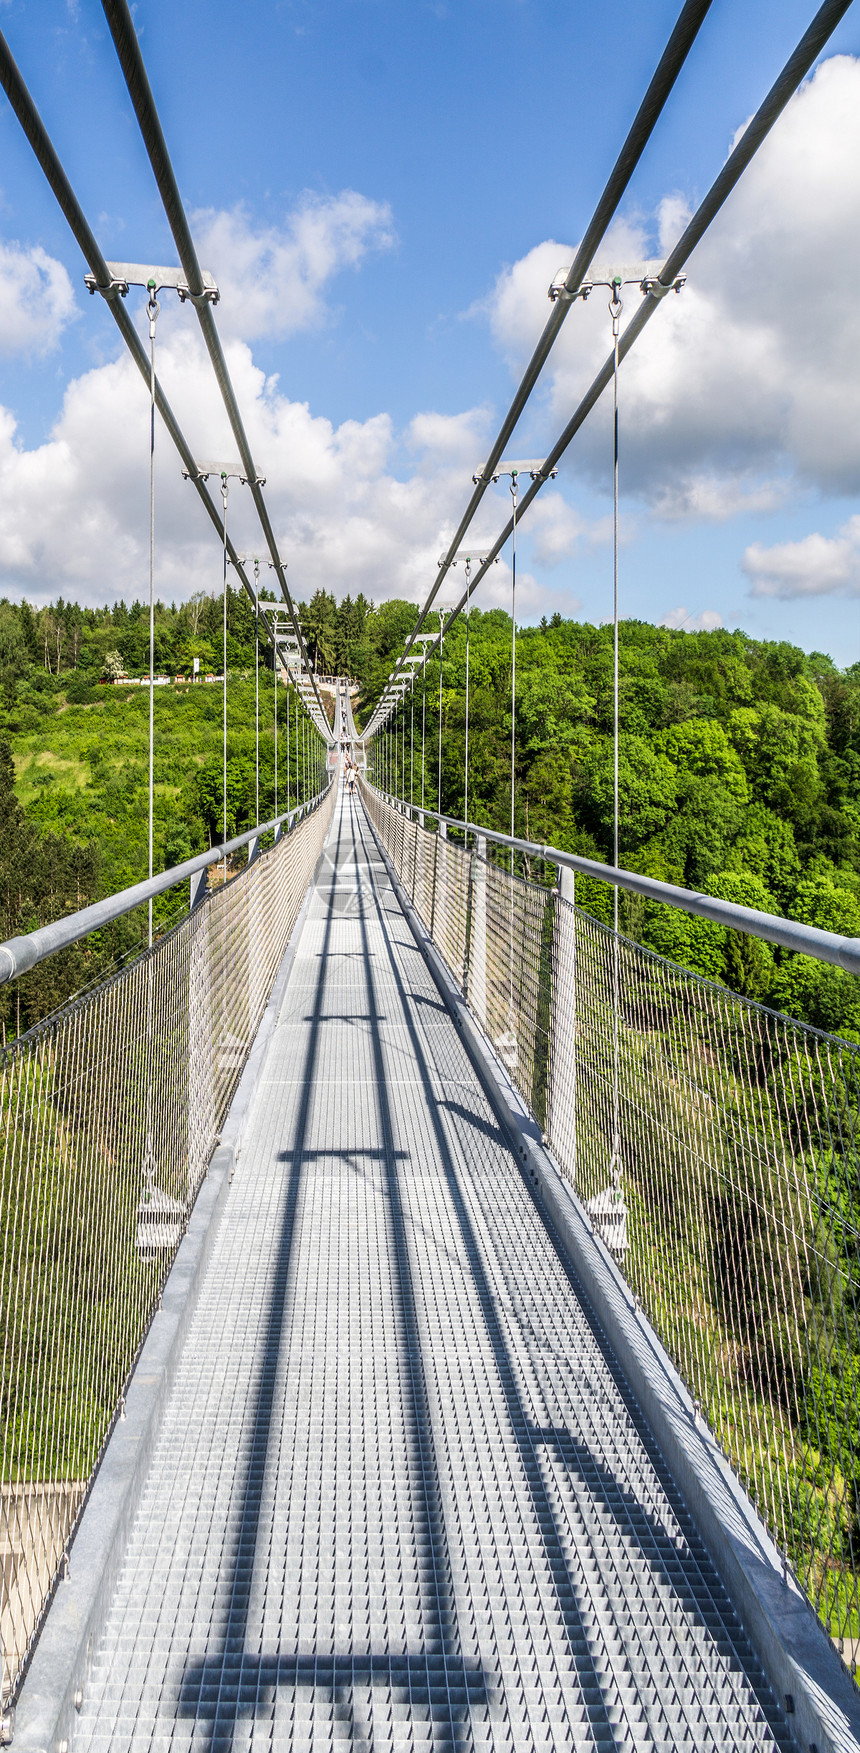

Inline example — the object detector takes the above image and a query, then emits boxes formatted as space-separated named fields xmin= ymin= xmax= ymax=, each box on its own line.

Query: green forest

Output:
xmin=361 ymin=598 xmax=860 ymax=1044
xmin=1 ymin=587 xmax=859 ymax=1652
xmin=0 ymin=587 xmax=330 ymax=1037
xmin=0 ymin=586 xmax=858 ymax=1043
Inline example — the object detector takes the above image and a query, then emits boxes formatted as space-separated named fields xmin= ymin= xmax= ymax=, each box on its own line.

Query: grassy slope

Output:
xmin=9 ymin=672 xmax=287 ymax=893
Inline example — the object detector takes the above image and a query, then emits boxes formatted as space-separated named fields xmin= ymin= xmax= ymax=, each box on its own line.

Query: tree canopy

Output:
xmin=0 ymin=589 xmax=856 ymax=1042
xmin=362 ymin=613 xmax=860 ymax=1041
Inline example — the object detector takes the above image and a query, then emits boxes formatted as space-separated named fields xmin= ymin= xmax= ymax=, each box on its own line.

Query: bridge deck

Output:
xmin=75 ymin=791 xmax=791 ymax=1752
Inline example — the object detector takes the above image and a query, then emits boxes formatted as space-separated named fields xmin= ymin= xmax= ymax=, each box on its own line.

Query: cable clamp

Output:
xmin=472 ymin=458 xmax=557 ymax=486
xmin=177 ymin=283 xmax=220 ymax=307
xmin=84 ymin=273 xmax=129 ymax=302
xmin=641 ymin=271 xmax=686 ymax=299
xmin=548 ymin=269 xmax=593 ymax=303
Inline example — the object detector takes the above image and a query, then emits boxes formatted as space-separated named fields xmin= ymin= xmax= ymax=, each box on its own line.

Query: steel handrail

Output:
xmin=0 ymin=781 xmax=333 ymax=985
xmin=368 ymin=785 xmax=860 ymax=977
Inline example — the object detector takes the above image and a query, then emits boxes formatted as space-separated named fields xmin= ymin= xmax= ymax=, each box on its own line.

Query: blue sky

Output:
xmin=0 ymin=0 xmax=858 ymax=663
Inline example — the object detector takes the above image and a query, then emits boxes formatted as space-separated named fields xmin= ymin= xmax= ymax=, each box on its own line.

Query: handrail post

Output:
xmin=187 ymin=884 xmax=214 ymax=1199
xmin=547 ymin=864 xmax=577 ymax=1175
xmin=190 ymin=866 xmax=208 ymax=910
xmin=434 ymin=818 xmax=448 ymax=959
xmin=469 ymin=834 xmax=488 ymax=1030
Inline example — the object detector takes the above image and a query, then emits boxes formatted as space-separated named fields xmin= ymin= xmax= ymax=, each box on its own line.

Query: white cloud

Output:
xmin=7 ymin=57 xmax=860 ymax=630
xmin=649 ymin=474 xmax=788 ymax=524
xmin=660 ymin=605 xmax=724 ymax=632
xmin=486 ymin=56 xmax=860 ymax=513
xmin=407 ymin=406 xmax=490 ymax=466
xmin=742 ymin=516 xmax=860 ymax=598
xmin=0 ymin=327 xmax=491 ymax=607
xmin=0 ymin=238 xmax=77 ymax=357
xmin=527 ymin=494 xmax=586 ymax=567
xmin=191 ymin=192 xmax=395 ymax=342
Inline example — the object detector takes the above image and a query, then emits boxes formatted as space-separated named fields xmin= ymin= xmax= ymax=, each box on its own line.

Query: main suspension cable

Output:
xmin=99 ymin=0 xmax=329 ymax=739
xmin=366 ymin=0 xmax=853 ymax=735
xmin=0 ymin=30 xmax=289 ymax=697
xmin=361 ymin=0 xmax=714 ymax=701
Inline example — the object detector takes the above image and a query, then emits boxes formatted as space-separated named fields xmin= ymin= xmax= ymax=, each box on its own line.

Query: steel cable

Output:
xmin=0 ymin=29 xmax=279 ymax=669
xmin=437 ymin=610 xmax=444 ymax=816
xmin=363 ymin=779 xmax=860 ymax=1662
xmin=463 ymin=564 xmax=471 ymax=832
xmin=98 ymin=0 xmax=329 ymax=739
xmin=363 ymin=0 xmax=715 ymax=704
xmin=0 ymin=788 xmax=336 ymax=1701
xmin=146 ymin=285 xmax=159 ymax=948
xmin=367 ymin=0 xmax=855 ymax=727
xmin=610 ymin=282 xmax=623 ymax=1204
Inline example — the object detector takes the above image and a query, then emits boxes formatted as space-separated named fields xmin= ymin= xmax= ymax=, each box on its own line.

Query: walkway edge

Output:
xmin=365 ymin=804 xmax=860 ymax=1753
xmin=11 ymin=842 xmax=329 ymax=1753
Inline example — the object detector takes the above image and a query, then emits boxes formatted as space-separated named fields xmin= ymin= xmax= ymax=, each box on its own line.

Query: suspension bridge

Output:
xmin=1 ymin=1 xmax=860 ymax=1750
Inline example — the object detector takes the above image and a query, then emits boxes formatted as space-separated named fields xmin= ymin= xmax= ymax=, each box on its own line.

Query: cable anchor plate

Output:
xmin=84 ymin=262 xmax=219 ymax=303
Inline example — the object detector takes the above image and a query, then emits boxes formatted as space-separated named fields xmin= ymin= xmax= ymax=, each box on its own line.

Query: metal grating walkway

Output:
xmin=74 ymin=791 xmax=793 ymax=1752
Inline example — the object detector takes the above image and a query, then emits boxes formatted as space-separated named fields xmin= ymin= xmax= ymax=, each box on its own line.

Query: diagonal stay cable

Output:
xmin=0 ymin=29 xmax=271 ymax=640
xmin=369 ymin=0 xmax=854 ymax=731
xmin=99 ymin=0 xmax=329 ymax=734
xmin=364 ymin=0 xmax=714 ymax=705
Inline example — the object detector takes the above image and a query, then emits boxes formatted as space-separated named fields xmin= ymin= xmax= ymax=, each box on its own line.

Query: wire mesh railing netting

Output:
xmin=0 ymin=783 xmax=334 ymax=1703
xmin=362 ymin=781 xmax=860 ymax=1666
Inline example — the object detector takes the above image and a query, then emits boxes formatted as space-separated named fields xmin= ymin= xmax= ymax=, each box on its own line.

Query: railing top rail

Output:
xmin=0 ymin=780 xmax=333 ymax=986
xmin=369 ymin=786 xmax=860 ymax=978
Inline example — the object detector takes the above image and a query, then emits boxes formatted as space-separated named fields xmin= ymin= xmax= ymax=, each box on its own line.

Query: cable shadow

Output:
xmin=359 ymin=816 xmax=785 ymax=1739
xmin=357 ymin=827 xmax=625 ymax=1743
xmin=176 ymin=795 xmax=498 ymax=1746
xmin=409 ymin=991 xmax=450 ymax=1019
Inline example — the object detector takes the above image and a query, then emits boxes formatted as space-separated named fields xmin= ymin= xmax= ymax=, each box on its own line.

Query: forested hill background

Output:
xmin=0 ymin=587 xmax=857 ymax=1042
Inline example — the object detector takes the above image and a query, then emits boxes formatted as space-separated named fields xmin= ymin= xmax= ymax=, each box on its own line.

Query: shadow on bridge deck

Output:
xmin=71 ymin=790 xmax=791 ymax=1753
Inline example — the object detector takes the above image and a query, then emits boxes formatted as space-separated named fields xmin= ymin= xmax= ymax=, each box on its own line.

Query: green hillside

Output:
xmin=356 ymin=605 xmax=860 ymax=1042
xmin=0 ymin=587 xmax=858 ymax=1043
xmin=0 ymin=590 xmax=327 ymax=1039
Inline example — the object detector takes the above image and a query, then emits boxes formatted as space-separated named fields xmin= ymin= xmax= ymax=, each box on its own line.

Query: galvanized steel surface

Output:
xmin=72 ymin=789 xmax=791 ymax=1750
xmin=371 ymin=794 xmax=860 ymax=977
xmin=363 ymin=782 xmax=860 ymax=1671
xmin=0 ymin=786 xmax=335 ymax=1703
xmin=0 ymin=788 xmax=333 ymax=987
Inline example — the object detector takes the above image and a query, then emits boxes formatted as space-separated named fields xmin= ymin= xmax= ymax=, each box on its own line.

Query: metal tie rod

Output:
xmin=371 ymin=0 xmax=856 ymax=718
xmin=375 ymin=791 xmax=860 ymax=976
xmin=0 ymin=31 xmax=279 ymax=649
xmin=99 ymin=0 xmax=329 ymax=733
xmin=372 ymin=0 xmax=715 ymax=697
